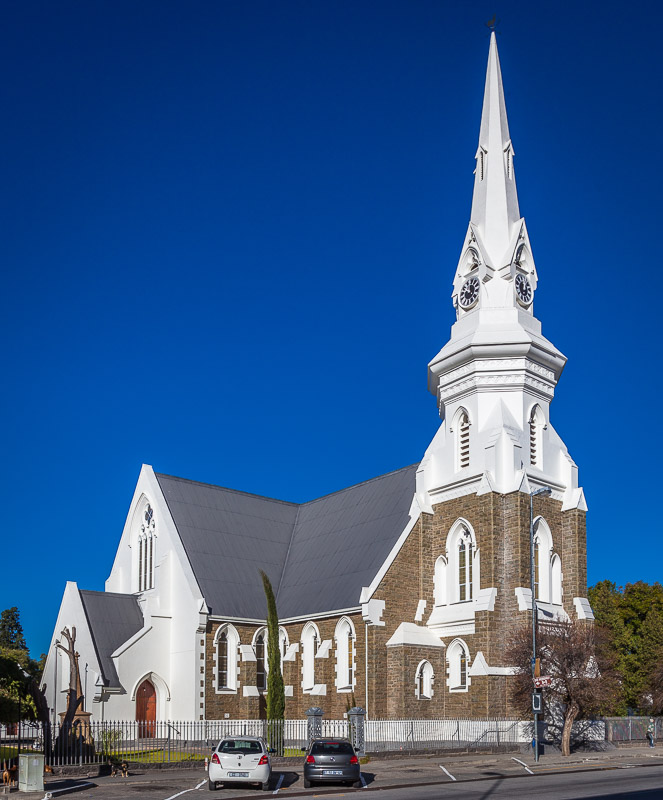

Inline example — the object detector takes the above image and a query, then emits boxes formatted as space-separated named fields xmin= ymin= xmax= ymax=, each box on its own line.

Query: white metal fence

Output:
xmin=1 ymin=715 xmax=655 ymax=766
xmin=365 ymin=718 xmax=523 ymax=751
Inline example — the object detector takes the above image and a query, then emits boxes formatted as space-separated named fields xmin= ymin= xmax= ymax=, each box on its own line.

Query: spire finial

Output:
xmin=485 ymin=15 xmax=499 ymax=33
xmin=470 ymin=30 xmax=521 ymax=267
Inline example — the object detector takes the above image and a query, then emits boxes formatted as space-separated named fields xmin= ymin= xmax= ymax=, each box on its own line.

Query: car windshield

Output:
xmin=310 ymin=741 xmax=354 ymax=756
xmin=218 ymin=739 xmax=263 ymax=755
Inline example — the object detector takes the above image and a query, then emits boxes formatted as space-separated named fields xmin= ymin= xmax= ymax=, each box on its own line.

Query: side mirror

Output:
xmin=301 ymin=747 xmax=307 ymax=752
xmin=268 ymin=748 xmax=276 ymax=754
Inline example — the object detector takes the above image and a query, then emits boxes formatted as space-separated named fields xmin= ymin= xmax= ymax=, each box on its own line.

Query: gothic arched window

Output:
xmin=434 ymin=555 xmax=447 ymax=606
xmin=446 ymin=520 xmax=477 ymax=604
xmin=301 ymin=623 xmax=319 ymax=693
xmin=551 ymin=554 xmax=562 ymax=605
xmin=415 ymin=660 xmax=434 ymax=700
xmin=334 ymin=618 xmax=355 ymax=691
xmin=447 ymin=639 xmax=470 ymax=692
xmin=533 ymin=517 xmax=555 ymax=603
xmin=215 ymin=624 xmax=239 ymax=692
xmin=458 ymin=536 xmax=473 ymax=602
xmin=255 ymin=630 xmax=266 ymax=691
xmin=137 ymin=501 xmax=156 ymax=592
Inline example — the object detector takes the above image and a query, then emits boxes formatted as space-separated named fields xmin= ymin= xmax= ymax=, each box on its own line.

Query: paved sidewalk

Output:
xmin=11 ymin=744 xmax=663 ymax=798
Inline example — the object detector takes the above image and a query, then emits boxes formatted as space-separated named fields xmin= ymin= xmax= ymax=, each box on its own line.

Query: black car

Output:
xmin=302 ymin=737 xmax=361 ymax=789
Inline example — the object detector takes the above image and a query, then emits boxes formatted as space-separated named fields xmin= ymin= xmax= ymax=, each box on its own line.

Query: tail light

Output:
xmin=211 ymin=753 xmax=220 ymax=765
xmin=350 ymin=755 xmax=359 ymax=765
xmin=306 ymin=755 xmax=315 ymax=764
xmin=258 ymin=755 xmax=269 ymax=765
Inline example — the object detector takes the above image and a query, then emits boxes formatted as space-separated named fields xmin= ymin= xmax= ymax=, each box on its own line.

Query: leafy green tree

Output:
xmin=0 ymin=607 xmax=47 ymax=725
xmin=0 ymin=607 xmax=28 ymax=651
xmin=588 ymin=581 xmax=663 ymax=713
xmin=260 ymin=570 xmax=285 ymax=721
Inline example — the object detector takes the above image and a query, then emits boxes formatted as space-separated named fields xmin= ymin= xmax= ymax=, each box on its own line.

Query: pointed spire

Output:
xmin=470 ymin=33 xmax=521 ymax=266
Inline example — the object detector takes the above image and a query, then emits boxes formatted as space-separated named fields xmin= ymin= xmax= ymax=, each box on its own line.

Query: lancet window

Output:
xmin=215 ymin=624 xmax=239 ymax=692
xmin=415 ymin=660 xmax=434 ymax=700
xmin=138 ymin=502 xmax=156 ymax=592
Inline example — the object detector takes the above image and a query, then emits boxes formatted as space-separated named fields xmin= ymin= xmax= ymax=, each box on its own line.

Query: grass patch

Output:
xmin=112 ymin=750 xmax=205 ymax=764
xmin=0 ymin=746 xmax=18 ymax=760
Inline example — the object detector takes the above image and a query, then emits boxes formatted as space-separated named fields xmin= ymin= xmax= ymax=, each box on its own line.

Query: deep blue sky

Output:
xmin=3 ymin=0 xmax=662 ymax=658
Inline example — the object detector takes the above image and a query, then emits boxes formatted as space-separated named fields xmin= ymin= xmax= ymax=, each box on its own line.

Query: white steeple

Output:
xmin=470 ymin=32 xmax=520 ymax=267
xmin=414 ymin=34 xmax=585 ymax=515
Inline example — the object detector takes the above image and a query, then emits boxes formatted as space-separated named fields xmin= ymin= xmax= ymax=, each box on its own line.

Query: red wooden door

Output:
xmin=136 ymin=679 xmax=156 ymax=738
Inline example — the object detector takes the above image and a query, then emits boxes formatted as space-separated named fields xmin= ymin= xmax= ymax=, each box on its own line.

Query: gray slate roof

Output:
xmin=156 ymin=464 xmax=418 ymax=620
xmin=79 ymin=590 xmax=144 ymax=687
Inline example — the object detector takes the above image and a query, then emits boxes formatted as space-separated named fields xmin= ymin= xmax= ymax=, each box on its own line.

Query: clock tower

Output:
xmin=419 ymin=33 xmax=586 ymax=513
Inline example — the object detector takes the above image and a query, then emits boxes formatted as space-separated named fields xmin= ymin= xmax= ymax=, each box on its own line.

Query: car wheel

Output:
xmin=304 ymin=778 xmax=312 ymax=788
xmin=208 ymin=778 xmax=217 ymax=791
xmin=261 ymin=780 xmax=270 ymax=791
xmin=353 ymin=779 xmax=363 ymax=788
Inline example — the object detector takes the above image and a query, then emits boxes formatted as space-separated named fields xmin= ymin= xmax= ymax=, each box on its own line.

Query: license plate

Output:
xmin=228 ymin=772 xmax=249 ymax=777
xmin=323 ymin=769 xmax=344 ymax=775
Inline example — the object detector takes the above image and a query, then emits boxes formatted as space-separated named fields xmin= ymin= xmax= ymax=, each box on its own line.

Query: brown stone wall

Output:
xmin=366 ymin=490 xmax=588 ymax=719
xmin=205 ymin=614 xmax=366 ymax=720
xmin=203 ymin=493 xmax=587 ymax=721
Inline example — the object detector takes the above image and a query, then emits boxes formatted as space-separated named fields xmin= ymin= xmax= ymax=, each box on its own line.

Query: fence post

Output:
xmin=348 ymin=707 xmax=366 ymax=756
xmin=306 ymin=707 xmax=324 ymax=746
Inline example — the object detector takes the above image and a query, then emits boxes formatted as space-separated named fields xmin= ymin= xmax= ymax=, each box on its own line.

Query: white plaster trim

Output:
xmin=284 ymin=686 xmax=293 ymax=697
xmin=309 ymin=684 xmax=326 ymax=696
xmin=514 ymin=587 xmax=530 ymax=611
xmin=574 ymin=597 xmax=595 ymax=621
xmin=415 ymin=600 xmax=426 ymax=622
xmin=361 ymin=599 xmax=385 ymax=626
xmin=208 ymin=607 xmax=362 ymax=625
xmin=316 ymin=640 xmax=332 ymax=659
xmin=562 ymin=487 xmax=588 ymax=512
xmin=130 ymin=671 xmax=171 ymax=703
xmin=283 ymin=643 xmax=299 ymax=662
xmin=427 ymin=587 xmax=496 ymax=635
xmin=468 ymin=651 xmax=517 ymax=676
xmin=428 ymin=477 xmax=484 ymax=506
xmin=385 ymin=623 xmax=445 ymax=648
xmin=514 ymin=588 xmax=570 ymax=621
xmin=110 ymin=625 xmax=152 ymax=658
xmin=242 ymin=686 xmax=260 ymax=697
xmin=239 ymin=644 xmax=256 ymax=662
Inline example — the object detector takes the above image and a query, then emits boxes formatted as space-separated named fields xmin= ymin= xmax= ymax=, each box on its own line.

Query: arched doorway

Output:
xmin=136 ymin=679 xmax=156 ymax=738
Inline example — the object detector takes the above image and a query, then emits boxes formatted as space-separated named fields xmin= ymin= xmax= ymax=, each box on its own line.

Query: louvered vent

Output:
xmin=460 ymin=413 xmax=470 ymax=468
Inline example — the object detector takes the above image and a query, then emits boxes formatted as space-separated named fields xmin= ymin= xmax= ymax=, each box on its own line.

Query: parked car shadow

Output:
xmin=271 ymin=771 xmax=299 ymax=789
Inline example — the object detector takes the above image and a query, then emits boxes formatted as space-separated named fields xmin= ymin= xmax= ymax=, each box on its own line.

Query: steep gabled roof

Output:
xmin=156 ymin=464 xmax=418 ymax=620
xmin=79 ymin=590 xmax=143 ymax=687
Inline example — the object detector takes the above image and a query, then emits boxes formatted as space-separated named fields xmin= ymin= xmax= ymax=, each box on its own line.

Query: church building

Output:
xmin=41 ymin=33 xmax=593 ymax=725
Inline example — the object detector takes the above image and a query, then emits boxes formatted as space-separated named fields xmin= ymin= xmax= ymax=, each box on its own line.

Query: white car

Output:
xmin=208 ymin=736 xmax=272 ymax=791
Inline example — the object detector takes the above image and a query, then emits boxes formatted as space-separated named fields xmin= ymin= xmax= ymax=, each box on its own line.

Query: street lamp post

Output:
xmin=530 ymin=485 xmax=552 ymax=763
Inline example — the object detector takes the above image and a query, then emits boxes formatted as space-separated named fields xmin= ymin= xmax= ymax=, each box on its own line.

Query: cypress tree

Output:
xmin=260 ymin=570 xmax=285 ymax=720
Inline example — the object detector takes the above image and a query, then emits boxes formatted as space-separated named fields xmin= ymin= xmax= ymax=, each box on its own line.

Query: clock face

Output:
xmin=515 ymin=273 xmax=532 ymax=306
xmin=459 ymin=276 xmax=480 ymax=309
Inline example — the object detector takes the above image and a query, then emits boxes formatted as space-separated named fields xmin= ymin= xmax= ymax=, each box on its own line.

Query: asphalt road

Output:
xmin=31 ymin=762 xmax=663 ymax=800
xmin=372 ymin=766 xmax=663 ymax=799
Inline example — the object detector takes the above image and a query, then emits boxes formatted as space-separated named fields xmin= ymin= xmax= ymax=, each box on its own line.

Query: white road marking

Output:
xmin=360 ymin=772 xmax=367 ymax=787
xmin=273 ymin=773 xmax=285 ymax=793
xmin=511 ymin=757 xmax=534 ymax=775
xmin=163 ymin=779 xmax=206 ymax=800
xmin=439 ymin=765 xmax=456 ymax=781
